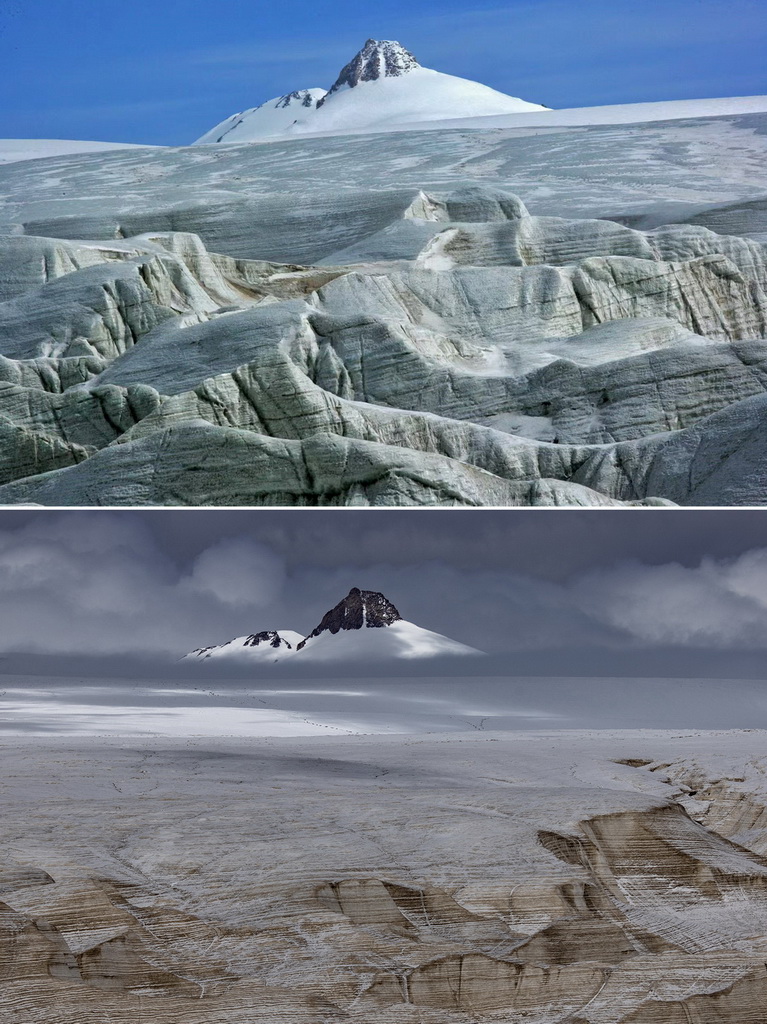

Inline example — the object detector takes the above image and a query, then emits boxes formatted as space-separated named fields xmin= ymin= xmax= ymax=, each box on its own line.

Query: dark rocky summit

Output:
xmin=243 ymin=630 xmax=293 ymax=649
xmin=297 ymin=588 xmax=402 ymax=648
xmin=317 ymin=39 xmax=420 ymax=107
xmin=275 ymin=90 xmax=319 ymax=110
xmin=190 ymin=629 xmax=295 ymax=658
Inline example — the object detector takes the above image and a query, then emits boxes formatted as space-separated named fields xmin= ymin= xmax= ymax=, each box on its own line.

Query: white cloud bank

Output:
xmin=574 ymin=550 xmax=767 ymax=647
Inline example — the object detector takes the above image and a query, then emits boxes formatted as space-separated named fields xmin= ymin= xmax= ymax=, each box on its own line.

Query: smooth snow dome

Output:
xmin=189 ymin=621 xmax=482 ymax=661
xmin=296 ymin=619 xmax=483 ymax=660
xmin=288 ymin=67 xmax=548 ymax=135
xmin=195 ymin=89 xmax=326 ymax=145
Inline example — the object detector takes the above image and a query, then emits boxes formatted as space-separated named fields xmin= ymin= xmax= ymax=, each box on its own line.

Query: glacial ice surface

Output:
xmin=1 ymin=111 xmax=766 ymax=505
xmin=4 ymin=715 xmax=767 ymax=1021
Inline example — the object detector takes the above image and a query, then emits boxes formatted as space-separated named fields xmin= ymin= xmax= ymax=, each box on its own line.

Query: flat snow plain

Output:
xmin=3 ymin=672 xmax=767 ymax=735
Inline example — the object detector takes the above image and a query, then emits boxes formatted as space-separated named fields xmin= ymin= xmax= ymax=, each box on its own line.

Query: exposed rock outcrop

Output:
xmin=297 ymin=588 xmax=402 ymax=650
xmin=318 ymin=39 xmax=420 ymax=106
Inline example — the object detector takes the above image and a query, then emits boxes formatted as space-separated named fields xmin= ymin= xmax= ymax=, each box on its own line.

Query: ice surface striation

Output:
xmin=1 ymin=109 xmax=767 ymax=505
xmin=4 ymin=729 xmax=767 ymax=1021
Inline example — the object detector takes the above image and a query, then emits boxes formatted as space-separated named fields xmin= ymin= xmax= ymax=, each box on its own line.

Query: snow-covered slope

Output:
xmin=296 ymin=617 xmax=482 ymax=661
xmin=188 ymin=629 xmax=304 ymax=661
xmin=293 ymin=66 xmax=547 ymax=135
xmin=195 ymin=89 xmax=326 ymax=145
xmin=0 ymin=139 xmax=154 ymax=165
xmin=185 ymin=588 xmax=482 ymax=662
xmin=194 ymin=39 xmax=547 ymax=144
xmin=296 ymin=587 xmax=482 ymax=660
xmin=391 ymin=94 xmax=767 ymax=133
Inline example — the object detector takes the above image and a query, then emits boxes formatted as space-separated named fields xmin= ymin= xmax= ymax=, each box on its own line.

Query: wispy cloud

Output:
xmin=572 ymin=549 xmax=767 ymax=648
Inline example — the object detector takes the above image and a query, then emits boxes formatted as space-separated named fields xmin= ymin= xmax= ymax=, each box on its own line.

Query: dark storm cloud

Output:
xmin=4 ymin=508 xmax=766 ymax=578
xmin=1 ymin=511 xmax=767 ymax=661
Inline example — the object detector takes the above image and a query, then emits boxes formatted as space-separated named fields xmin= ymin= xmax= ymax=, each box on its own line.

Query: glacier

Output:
xmin=1 ymin=104 xmax=766 ymax=504
xmin=4 ymin=717 xmax=767 ymax=1021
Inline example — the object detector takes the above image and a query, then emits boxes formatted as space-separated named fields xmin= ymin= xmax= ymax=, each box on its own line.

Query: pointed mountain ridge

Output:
xmin=297 ymin=587 xmax=402 ymax=649
xmin=242 ymin=630 xmax=295 ymax=649
xmin=188 ymin=629 xmax=303 ymax=660
xmin=275 ymin=89 xmax=321 ymax=110
xmin=317 ymin=39 xmax=420 ymax=107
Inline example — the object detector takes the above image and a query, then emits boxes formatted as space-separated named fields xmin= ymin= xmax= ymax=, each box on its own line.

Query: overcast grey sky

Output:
xmin=1 ymin=511 xmax=767 ymax=670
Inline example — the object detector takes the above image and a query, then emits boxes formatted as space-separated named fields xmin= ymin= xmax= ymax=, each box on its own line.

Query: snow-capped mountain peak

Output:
xmin=317 ymin=39 xmax=420 ymax=106
xmin=295 ymin=587 xmax=482 ymax=660
xmin=193 ymin=38 xmax=547 ymax=144
xmin=297 ymin=587 xmax=401 ymax=649
xmin=184 ymin=588 xmax=483 ymax=662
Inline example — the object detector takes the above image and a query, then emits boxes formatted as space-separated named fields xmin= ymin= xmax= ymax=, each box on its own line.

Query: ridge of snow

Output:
xmin=186 ymin=620 xmax=482 ymax=663
xmin=186 ymin=629 xmax=304 ymax=661
xmin=289 ymin=67 xmax=548 ymax=135
xmin=194 ymin=90 xmax=767 ymax=147
xmin=194 ymin=88 xmax=326 ymax=145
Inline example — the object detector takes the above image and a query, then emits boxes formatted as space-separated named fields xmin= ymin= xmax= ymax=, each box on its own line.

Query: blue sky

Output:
xmin=0 ymin=0 xmax=765 ymax=145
